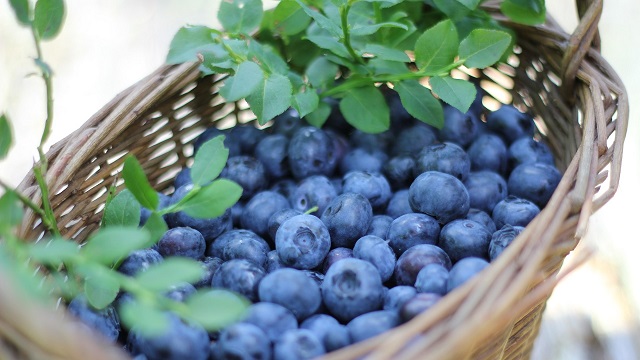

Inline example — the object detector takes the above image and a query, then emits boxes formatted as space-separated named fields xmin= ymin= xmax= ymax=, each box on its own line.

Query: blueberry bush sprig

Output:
xmin=167 ymin=0 xmax=546 ymax=133
xmin=1 ymin=0 xmax=248 ymax=338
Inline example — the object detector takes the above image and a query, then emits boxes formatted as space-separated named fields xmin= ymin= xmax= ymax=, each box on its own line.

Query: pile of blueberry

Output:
xmin=68 ymin=92 xmax=562 ymax=360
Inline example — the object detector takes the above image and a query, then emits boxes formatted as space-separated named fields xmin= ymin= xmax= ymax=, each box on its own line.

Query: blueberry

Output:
xmin=347 ymin=310 xmax=400 ymax=343
xmin=258 ymin=268 xmax=322 ymax=321
xmin=118 ymin=249 xmax=163 ymax=276
xmin=339 ymin=148 xmax=388 ymax=174
xmin=165 ymin=184 xmax=232 ymax=243
xmin=489 ymin=224 xmax=525 ymax=261
xmin=140 ymin=192 xmax=171 ymax=227
xmin=241 ymin=190 xmax=290 ymax=238
xmin=492 ymin=195 xmax=540 ymax=229
xmin=229 ymin=124 xmax=266 ymax=155
xmin=265 ymin=249 xmax=287 ymax=273
xmin=414 ymin=263 xmax=449 ymax=295
xmin=349 ymin=130 xmax=393 ymax=153
xmin=157 ymin=227 xmax=206 ymax=260
xmin=274 ymin=329 xmax=326 ymax=360
xmin=463 ymin=171 xmax=508 ymax=215
xmin=270 ymin=179 xmax=298 ymax=199
xmin=353 ymin=235 xmax=396 ymax=282
xmin=383 ymin=286 xmax=417 ymax=311
xmin=288 ymin=126 xmax=337 ymax=179
xmin=326 ymin=129 xmax=351 ymax=167
xmin=207 ymin=229 xmax=270 ymax=268
xmin=486 ymin=104 xmax=535 ymax=144
xmin=322 ymin=247 xmax=354 ymax=273
xmin=413 ymin=142 xmax=470 ymax=181
xmin=221 ymin=155 xmax=267 ymax=200
xmin=330 ymin=177 xmax=343 ymax=194
xmin=409 ymin=171 xmax=470 ymax=224
xmin=254 ymin=134 xmax=290 ymax=180
xmin=438 ymin=105 xmax=479 ymax=148
xmin=394 ymin=244 xmax=452 ymax=286
xmin=342 ymin=171 xmax=392 ymax=211
xmin=242 ymin=302 xmax=298 ymax=342
xmin=383 ymin=155 xmax=416 ymax=190
xmin=173 ymin=167 xmax=192 ymax=189
xmin=193 ymin=256 xmax=223 ymax=288
xmin=465 ymin=208 xmax=497 ymax=233
xmin=164 ymin=283 xmax=197 ymax=302
xmin=301 ymin=314 xmax=352 ymax=352
xmin=212 ymin=322 xmax=272 ymax=360
xmin=230 ymin=201 xmax=244 ymax=228
xmin=267 ymin=208 xmax=304 ymax=242
xmin=127 ymin=313 xmax=209 ymax=360
xmin=439 ymin=219 xmax=492 ymax=263
xmin=67 ymin=296 xmax=120 ymax=342
xmin=303 ymin=270 xmax=325 ymax=286
xmin=387 ymin=213 xmax=440 ymax=256
xmin=399 ymin=293 xmax=442 ymax=322
xmin=385 ymin=189 xmax=413 ymax=219
xmin=507 ymin=162 xmax=562 ymax=208
xmin=508 ymin=137 xmax=555 ymax=171
xmin=289 ymin=175 xmax=337 ymax=215
xmin=392 ymin=123 xmax=438 ymax=156
xmin=467 ymin=134 xmax=508 ymax=175
xmin=322 ymin=258 xmax=384 ymax=322
xmin=275 ymin=214 xmax=331 ymax=270
xmin=321 ymin=193 xmax=373 ymax=248
xmin=272 ymin=108 xmax=306 ymax=137
xmin=194 ymin=127 xmax=240 ymax=157
xmin=366 ymin=214 xmax=394 ymax=239
xmin=447 ymin=257 xmax=490 ymax=292
xmin=211 ymin=259 xmax=265 ymax=302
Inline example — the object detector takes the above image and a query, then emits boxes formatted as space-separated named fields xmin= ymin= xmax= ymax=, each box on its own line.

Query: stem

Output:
xmin=30 ymin=26 xmax=54 ymax=161
xmin=33 ymin=166 xmax=61 ymax=237
xmin=340 ymin=4 xmax=364 ymax=65
xmin=0 ymin=179 xmax=48 ymax=220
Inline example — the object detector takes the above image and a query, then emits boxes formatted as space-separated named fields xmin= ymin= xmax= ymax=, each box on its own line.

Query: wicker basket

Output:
xmin=1 ymin=0 xmax=628 ymax=359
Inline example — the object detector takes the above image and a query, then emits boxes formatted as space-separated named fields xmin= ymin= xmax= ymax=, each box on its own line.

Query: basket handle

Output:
xmin=561 ymin=0 xmax=603 ymax=98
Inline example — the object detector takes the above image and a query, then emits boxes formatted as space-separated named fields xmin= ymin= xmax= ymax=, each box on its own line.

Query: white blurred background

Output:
xmin=1 ymin=1 xmax=639 ymax=358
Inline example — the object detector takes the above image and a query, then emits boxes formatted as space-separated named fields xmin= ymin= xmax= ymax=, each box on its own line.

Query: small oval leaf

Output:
xmin=33 ymin=0 xmax=65 ymax=40
xmin=191 ymin=135 xmax=229 ymax=186
xmin=102 ymin=189 xmax=141 ymax=228
xmin=339 ymin=85 xmax=390 ymax=134
xmin=179 ymin=179 xmax=243 ymax=219
xmin=459 ymin=29 xmax=512 ymax=69
xmin=246 ymin=73 xmax=293 ymax=125
xmin=394 ymin=80 xmax=444 ymax=129
xmin=219 ymin=61 xmax=264 ymax=102
xmin=0 ymin=114 xmax=13 ymax=159
xmin=122 ymin=156 xmax=159 ymax=211
xmin=185 ymin=289 xmax=249 ymax=330
xmin=28 ymin=237 xmax=79 ymax=265
xmin=82 ymin=227 xmax=151 ymax=265
xmin=135 ymin=258 xmax=205 ymax=292
xmin=414 ymin=19 xmax=459 ymax=75
xmin=429 ymin=76 xmax=476 ymax=114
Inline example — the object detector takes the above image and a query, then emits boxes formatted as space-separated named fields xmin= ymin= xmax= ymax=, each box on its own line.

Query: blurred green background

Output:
xmin=1 ymin=1 xmax=638 ymax=358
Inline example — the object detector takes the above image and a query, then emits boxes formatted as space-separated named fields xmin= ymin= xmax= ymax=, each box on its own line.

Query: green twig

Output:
xmin=340 ymin=4 xmax=364 ymax=65
xmin=0 ymin=179 xmax=48 ymax=220
xmin=33 ymin=167 xmax=60 ymax=237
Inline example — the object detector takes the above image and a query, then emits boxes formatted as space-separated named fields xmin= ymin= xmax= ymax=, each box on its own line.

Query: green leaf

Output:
xmin=0 ymin=247 xmax=49 ymax=301
xmin=351 ymin=21 xmax=408 ymax=36
xmin=122 ymin=156 xmax=159 ymax=210
xmin=200 ymin=45 xmax=235 ymax=74
xmin=27 ymin=237 xmax=79 ymax=265
xmin=218 ymin=0 xmax=264 ymax=34
xmin=248 ymin=41 xmax=289 ymax=75
xmin=178 ymin=179 xmax=242 ymax=219
xmin=219 ymin=61 xmax=264 ymax=102
xmin=141 ymin=212 xmax=168 ymax=248
xmin=191 ymin=135 xmax=229 ymax=186
xmin=305 ymin=35 xmax=350 ymax=59
xmin=0 ymin=190 xmax=22 ymax=232
xmin=414 ymin=19 xmax=458 ymax=75
xmin=456 ymin=0 xmax=482 ymax=10
xmin=432 ymin=0 xmax=471 ymax=20
xmin=166 ymin=26 xmax=217 ymax=65
xmin=394 ymin=80 xmax=444 ymax=129
xmin=9 ymin=0 xmax=31 ymax=26
xmin=273 ymin=0 xmax=311 ymax=36
xmin=304 ymin=101 xmax=331 ymax=128
xmin=119 ymin=299 xmax=168 ymax=336
xmin=459 ymin=29 xmax=512 ymax=69
xmin=367 ymin=58 xmax=409 ymax=75
xmin=102 ymin=189 xmax=140 ymax=228
xmin=361 ymin=44 xmax=410 ymax=62
xmin=185 ymin=289 xmax=249 ymax=330
xmin=296 ymin=0 xmax=342 ymax=38
xmin=429 ymin=76 xmax=476 ymax=114
xmin=135 ymin=258 xmax=204 ymax=292
xmin=339 ymin=86 xmax=390 ymax=134
xmin=246 ymin=73 xmax=292 ymax=125
xmin=500 ymin=0 xmax=546 ymax=25
xmin=82 ymin=227 xmax=151 ymax=265
xmin=292 ymin=90 xmax=319 ymax=118
xmin=33 ymin=0 xmax=65 ymax=40
xmin=305 ymin=57 xmax=338 ymax=88
xmin=82 ymin=265 xmax=120 ymax=309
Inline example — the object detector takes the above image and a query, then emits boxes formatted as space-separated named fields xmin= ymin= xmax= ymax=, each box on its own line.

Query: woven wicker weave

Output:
xmin=2 ymin=0 xmax=628 ymax=359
